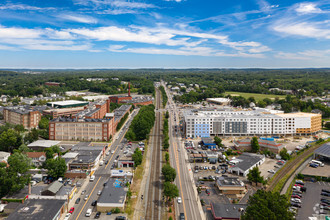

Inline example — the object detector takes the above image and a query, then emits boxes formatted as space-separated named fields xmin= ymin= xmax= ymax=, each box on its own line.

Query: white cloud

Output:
xmin=273 ymin=21 xmax=330 ymax=39
xmin=60 ymin=14 xmax=98 ymax=24
xmin=275 ymin=49 xmax=330 ymax=60
xmin=164 ymin=0 xmax=184 ymax=2
xmin=0 ymin=44 xmax=17 ymax=50
xmin=0 ymin=26 xmax=42 ymax=39
xmin=0 ymin=3 xmax=55 ymax=11
xmin=295 ymin=3 xmax=322 ymax=14
xmin=111 ymin=1 xmax=156 ymax=9
xmin=23 ymin=44 xmax=90 ymax=51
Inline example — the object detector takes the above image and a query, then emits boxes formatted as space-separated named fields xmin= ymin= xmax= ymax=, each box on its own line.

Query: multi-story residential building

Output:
xmin=49 ymin=117 xmax=115 ymax=141
xmin=3 ymin=106 xmax=45 ymax=129
xmin=184 ymin=109 xmax=321 ymax=138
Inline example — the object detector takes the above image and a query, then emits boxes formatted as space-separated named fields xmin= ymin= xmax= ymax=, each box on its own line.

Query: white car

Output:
xmin=64 ymin=213 xmax=71 ymax=220
xmin=106 ymin=151 xmax=110 ymax=156
xmin=97 ymin=190 xmax=102 ymax=196
xmin=291 ymin=198 xmax=301 ymax=203
xmin=177 ymin=197 xmax=182 ymax=204
xmin=111 ymin=150 xmax=115 ymax=154
xmin=268 ymin=169 xmax=275 ymax=174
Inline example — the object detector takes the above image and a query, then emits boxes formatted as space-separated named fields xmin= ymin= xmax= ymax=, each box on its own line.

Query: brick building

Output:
xmin=3 ymin=106 xmax=44 ymax=129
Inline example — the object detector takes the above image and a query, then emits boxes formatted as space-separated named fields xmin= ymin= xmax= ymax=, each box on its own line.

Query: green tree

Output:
xmin=7 ymin=152 xmax=31 ymax=174
xmin=165 ymin=111 xmax=169 ymax=119
xmin=251 ymin=137 xmax=260 ymax=153
xmin=214 ymin=136 xmax=223 ymax=147
xmin=247 ymin=167 xmax=264 ymax=185
xmin=132 ymin=148 xmax=143 ymax=167
xmin=279 ymin=148 xmax=291 ymax=161
xmin=242 ymin=190 xmax=294 ymax=220
xmin=45 ymin=157 xmax=67 ymax=178
xmin=17 ymin=144 xmax=31 ymax=153
xmin=163 ymin=181 xmax=179 ymax=200
xmin=162 ymin=164 xmax=176 ymax=182
xmin=0 ymin=129 xmax=20 ymax=152
xmin=257 ymin=100 xmax=267 ymax=108
xmin=165 ymin=152 xmax=169 ymax=163
xmin=25 ymin=128 xmax=39 ymax=144
xmin=38 ymin=116 xmax=49 ymax=129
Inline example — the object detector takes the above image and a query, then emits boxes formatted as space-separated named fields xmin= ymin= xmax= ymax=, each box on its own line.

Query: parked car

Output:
xmin=322 ymin=189 xmax=330 ymax=194
xmin=94 ymin=212 xmax=101 ymax=219
xmin=309 ymin=163 xmax=319 ymax=168
xmin=206 ymin=189 xmax=210 ymax=195
xmin=97 ymin=190 xmax=102 ymax=196
xmin=291 ymin=195 xmax=301 ymax=199
xmin=291 ymin=198 xmax=301 ymax=203
xmin=296 ymin=180 xmax=304 ymax=185
xmin=268 ymin=169 xmax=275 ymax=174
xmin=75 ymin=198 xmax=81 ymax=204
xmin=85 ymin=209 xmax=92 ymax=217
xmin=321 ymin=198 xmax=330 ymax=205
xmin=291 ymin=202 xmax=301 ymax=208
xmin=115 ymin=217 xmax=126 ymax=220
xmin=81 ymin=190 xmax=86 ymax=195
xmin=177 ymin=197 xmax=182 ymax=204
xmin=69 ymin=207 xmax=75 ymax=214
xmin=64 ymin=213 xmax=71 ymax=220
xmin=91 ymin=200 xmax=97 ymax=206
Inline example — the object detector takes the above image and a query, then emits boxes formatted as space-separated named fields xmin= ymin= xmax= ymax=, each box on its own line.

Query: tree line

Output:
xmin=125 ymin=105 xmax=155 ymax=141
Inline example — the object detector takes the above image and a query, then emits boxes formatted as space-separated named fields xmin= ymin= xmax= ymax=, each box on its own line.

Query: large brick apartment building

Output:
xmin=3 ymin=106 xmax=45 ymax=129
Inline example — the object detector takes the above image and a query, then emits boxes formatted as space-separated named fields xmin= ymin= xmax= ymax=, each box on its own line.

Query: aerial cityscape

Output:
xmin=0 ymin=1 xmax=329 ymax=220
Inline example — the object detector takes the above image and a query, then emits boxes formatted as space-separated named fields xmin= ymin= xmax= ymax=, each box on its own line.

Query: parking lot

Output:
xmin=259 ymin=158 xmax=282 ymax=180
xmin=295 ymin=182 xmax=330 ymax=219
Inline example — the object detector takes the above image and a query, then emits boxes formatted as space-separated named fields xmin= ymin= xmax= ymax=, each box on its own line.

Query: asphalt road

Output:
xmin=67 ymin=110 xmax=138 ymax=220
xmin=164 ymin=83 xmax=202 ymax=220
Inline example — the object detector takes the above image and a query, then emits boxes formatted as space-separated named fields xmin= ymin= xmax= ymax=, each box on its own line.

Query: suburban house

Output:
xmin=26 ymin=152 xmax=47 ymax=167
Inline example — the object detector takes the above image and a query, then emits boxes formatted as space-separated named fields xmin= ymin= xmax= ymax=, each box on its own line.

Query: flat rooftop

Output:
xmin=6 ymin=199 xmax=66 ymax=220
xmin=27 ymin=140 xmax=61 ymax=148
xmin=276 ymin=112 xmax=320 ymax=117
xmin=47 ymin=100 xmax=88 ymax=106
xmin=98 ymin=178 xmax=127 ymax=205
xmin=216 ymin=177 xmax=244 ymax=187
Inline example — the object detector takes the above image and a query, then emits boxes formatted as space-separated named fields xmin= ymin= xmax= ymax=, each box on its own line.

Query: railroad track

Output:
xmin=145 ymin=88 xmax=163 ymax=219
xmin=267 ymin=143 xmax=323 ymax=192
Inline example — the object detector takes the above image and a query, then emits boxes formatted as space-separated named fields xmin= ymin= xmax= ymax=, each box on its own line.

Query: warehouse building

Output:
xmin=184 ymin=109 xmax=322 ymax=138
xmin=49 ymin=117 xmax=115 ymax=141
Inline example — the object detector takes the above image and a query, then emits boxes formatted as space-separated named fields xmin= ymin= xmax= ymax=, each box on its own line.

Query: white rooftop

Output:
xmin=27 ymin=140 xmax=61 ymax=148
xmin=105 ymin=113 xmax=114 ymax=117
xmin=47 ymin=100 xmax=88 ymax=106
xmin=62 ymin=152 xmax=79 ymax=158
xmin=207 ymin=98 xmax=231 ymax=103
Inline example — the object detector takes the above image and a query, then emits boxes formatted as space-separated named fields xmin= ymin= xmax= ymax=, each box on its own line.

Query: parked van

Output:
xmin=90 ymin=175 xmax=95 ymax=182
xmin=85 ymin=209 xmax=92 ymax=217
xmin=310 ymin=160 xmax=324 ymax=167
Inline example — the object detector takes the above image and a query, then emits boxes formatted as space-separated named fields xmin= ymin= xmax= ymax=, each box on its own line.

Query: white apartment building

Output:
xmin=184 ymin=109 xmax=321 ymax=138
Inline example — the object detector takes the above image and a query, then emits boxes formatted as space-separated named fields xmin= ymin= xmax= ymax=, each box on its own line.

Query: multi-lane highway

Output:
xmin=163 ymin=82 xmax=203 ymax=220
xmin=145 ymin=87 xmax=163 ymax=220
xmin=67 ymin=110 xmax=138 ymax=220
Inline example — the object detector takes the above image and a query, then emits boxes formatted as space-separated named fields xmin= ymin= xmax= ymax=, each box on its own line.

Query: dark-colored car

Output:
xmin=105 ymin=160 xmax=109 ymax=165
xmin=321 ymin=198 xmax=330 ymax=205
xmin=309 ymin=163 xmax=319 ymax=168
xmin=116 ymin=155 xmax=120 ymax=159
xmin=115 ymin=216 xmax=126 ymax=220
xmin=104 ymin=182 xmax=108 ymax=186
xmin=75 ymin=198 xmax=81 ymax=204
xmin=91 ymin=200 xmax=97 ymax=206
xmin=321 ymin=192 xmax=330 ymax=197
xmin=301 ymin=187 xmax=307 ymax=192
xmin=291 ymin=202 xmax=301 ymax=208
xmin=94 ymin=212 xmax=101 ymax=219
xmin=180 ymin=213 xmax=185 ymax=220
xmin=322 ymin=189 xmax=330 ymax=193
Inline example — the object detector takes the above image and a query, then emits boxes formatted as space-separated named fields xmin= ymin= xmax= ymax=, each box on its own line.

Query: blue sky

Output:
xmin=0 ymin=0 xmax=330 ymax=68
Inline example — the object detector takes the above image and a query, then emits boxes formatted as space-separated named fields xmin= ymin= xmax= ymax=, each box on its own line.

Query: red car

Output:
xmin=69 ymin=207 xmax=75 ymax=213
xmin=295 ymin=184 xmax=303 ymax=188
xmin=291 ymin=195 xmax=301 ymax=199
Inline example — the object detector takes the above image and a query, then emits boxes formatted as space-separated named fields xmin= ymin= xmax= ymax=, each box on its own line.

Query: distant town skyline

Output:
xmin=0 ymin=0 xmax=329 ymax=68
